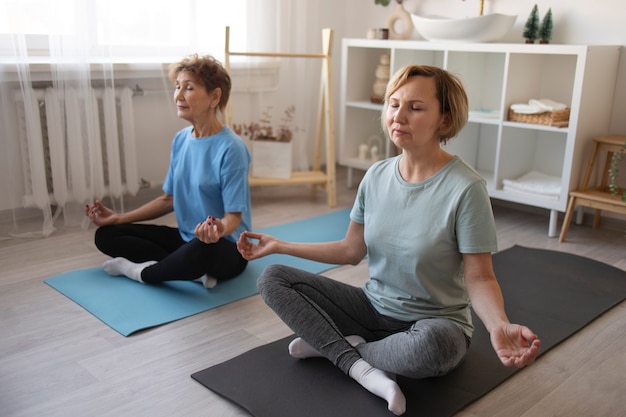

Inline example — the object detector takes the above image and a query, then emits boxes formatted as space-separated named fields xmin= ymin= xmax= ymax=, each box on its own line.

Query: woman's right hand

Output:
xmin=237 ymin=231 xmax=279 ymax=261
xmin=85 ymin=200 xmax=119 ymax=226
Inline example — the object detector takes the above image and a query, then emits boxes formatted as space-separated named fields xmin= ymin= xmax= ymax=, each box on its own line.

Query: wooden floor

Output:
xmin=1 ymin=166 xmax=625 ymax=417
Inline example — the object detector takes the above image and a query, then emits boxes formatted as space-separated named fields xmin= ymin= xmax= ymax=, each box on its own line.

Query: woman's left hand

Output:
xmin=195 ymin=216 xmax=224 ymax=244
xmin=490 ymin=323 xmax=541 ymax=368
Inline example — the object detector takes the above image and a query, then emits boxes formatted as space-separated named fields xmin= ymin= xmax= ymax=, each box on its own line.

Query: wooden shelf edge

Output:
xmin=249 ymin=171 xmax=329 ymax=187
xmin=569 ymin=189 xmax=626 ymax=207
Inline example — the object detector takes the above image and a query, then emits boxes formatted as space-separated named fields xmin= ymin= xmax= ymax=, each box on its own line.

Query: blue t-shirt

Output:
xmin=350 ymin=155 xmax=497 ymax=337
xmin=163 ymin=125 xmax=251 ymax=243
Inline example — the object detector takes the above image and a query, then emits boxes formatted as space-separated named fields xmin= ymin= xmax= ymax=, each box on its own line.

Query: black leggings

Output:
xmin=94 ymin=224 xmax=247 ymax=284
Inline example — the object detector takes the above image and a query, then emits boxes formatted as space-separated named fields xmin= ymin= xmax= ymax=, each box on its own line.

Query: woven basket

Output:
xmin=508 ymin=108 xmax=570 ymax=128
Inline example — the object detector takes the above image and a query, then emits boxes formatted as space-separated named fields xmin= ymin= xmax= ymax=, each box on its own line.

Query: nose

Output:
xmin=174 ymin=88 xmax=184 ymax=102
xmin=392 ymin=105 xmax=407 ymax=123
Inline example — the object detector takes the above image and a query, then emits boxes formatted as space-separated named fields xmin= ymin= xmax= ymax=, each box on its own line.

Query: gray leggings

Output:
xmin=258 ymin=264 xmax=470 ymax=378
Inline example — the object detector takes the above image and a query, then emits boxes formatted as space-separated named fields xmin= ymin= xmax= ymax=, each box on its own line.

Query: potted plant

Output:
xmin=607 ymin=138 xmax=626 ymax=237
xmin=608 ymin=139 xmax=626 ymax=201
xmin=234 ymin=106 xmax=298 ymax=179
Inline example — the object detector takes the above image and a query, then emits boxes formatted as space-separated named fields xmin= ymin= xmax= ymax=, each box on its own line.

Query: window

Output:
xmin=0 ymin=0 xmax=248 ymax=61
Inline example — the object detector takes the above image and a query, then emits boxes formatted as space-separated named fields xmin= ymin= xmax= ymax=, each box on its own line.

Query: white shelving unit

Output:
xmin=339 ymin=38 xmax=620 ymax=236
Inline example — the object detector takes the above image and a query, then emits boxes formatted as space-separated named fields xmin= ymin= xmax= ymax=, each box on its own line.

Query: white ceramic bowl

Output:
xmin=410 ymin=13 xmax=517 ymax=43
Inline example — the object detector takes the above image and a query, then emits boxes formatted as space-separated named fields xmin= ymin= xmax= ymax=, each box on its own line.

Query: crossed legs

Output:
xmin=257 ymin=264 xmax=469 ymax=415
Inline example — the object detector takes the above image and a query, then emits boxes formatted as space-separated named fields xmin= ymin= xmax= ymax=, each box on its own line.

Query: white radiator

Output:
xmin=15 ymin=86 xmax=140 ymax=208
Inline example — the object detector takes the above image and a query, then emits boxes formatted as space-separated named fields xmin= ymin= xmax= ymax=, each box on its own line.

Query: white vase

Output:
xmin=386 ymin=3 xmax=414 ymax=40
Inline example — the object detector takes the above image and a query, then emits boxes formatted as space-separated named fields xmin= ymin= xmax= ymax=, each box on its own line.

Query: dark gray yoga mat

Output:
xmin=192 ymin=245 xmax=626 ymax=417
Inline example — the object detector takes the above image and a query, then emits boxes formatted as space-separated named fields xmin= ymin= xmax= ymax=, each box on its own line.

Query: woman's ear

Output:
xmin=210 ymin=87 xmax=222 ymax=109
xmin=437 ymin=113 xmax=453 ymax=142
xmin=439 ymin=113 xmax=452 ymax=130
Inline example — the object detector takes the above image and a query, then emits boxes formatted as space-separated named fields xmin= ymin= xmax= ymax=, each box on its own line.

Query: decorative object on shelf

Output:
xmin=384 ymin=0 xmax=414 ymax=40
xmin=234 ymin=105 xmax=297 ymax=143
xmin=367 ymin=135 xmax=383 ymax=162
xmin=233 ymin=106 xmax=299 ymax=179
xmin=509 ymin=99 xmax=570 ymax=127
xmin=409 ymin=0 xmax=515 ymax=43
xmin=358 ymin=136 xmax=384 ymax=162
xmin=371 ymin=53 xmax=390 ymax=104
xmin=608 ymin=139 xmax=626 ymax=201
xmin=508 ymin=108 xmax=570 ymax=128
xmin=358 ymin=144 xmax=369 ymax=160
xmin=539 ymin=8 xmax=553 ymax=44
xmin=523 ymin=4 xmax=540 ymax=43
xmin=411 ymin=13 xmax=516 ymax=43
xmin=370 ymin=146 xmax=380 ymax=162
xmin=366 ymin=28 xmax=390 ymax=40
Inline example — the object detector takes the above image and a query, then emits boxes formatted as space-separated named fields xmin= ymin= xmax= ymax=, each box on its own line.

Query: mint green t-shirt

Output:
xmin=350 ymin=155 xmax=497 ymax=337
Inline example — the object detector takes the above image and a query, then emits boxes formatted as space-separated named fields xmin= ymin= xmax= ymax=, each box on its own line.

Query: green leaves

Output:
xmin=523 ymin=4 xmax=540 ymax=41
xmin=608 ymin=140 xmax=626 ymax=199
xmin=539 ymin=8 xmax=553 ymax=42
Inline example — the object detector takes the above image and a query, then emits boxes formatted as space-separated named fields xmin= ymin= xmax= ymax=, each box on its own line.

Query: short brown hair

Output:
xmin=382 ymin=65 xmax=468 ymax=144
xmin=168 ymin=54 xmax=231 ymax=115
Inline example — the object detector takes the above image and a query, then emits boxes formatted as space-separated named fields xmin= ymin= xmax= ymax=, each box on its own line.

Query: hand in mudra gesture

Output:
xmin=237 ymin=231 xmax=280 ymax=260
xmin=195 ymin=216 xmax=225 ymax=244
xmin=490 ymin=323 xmax=541 ymax=368
xmin=85 ymin=200 xmax=119 ymax=226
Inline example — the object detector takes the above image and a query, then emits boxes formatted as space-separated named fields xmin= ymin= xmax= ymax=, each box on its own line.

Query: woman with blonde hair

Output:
xmin=237 ymin=65 xmax=540 ymax=415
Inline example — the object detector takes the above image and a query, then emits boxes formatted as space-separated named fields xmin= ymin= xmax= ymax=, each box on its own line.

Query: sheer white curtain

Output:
xmin=0 ymin=0 xmax=326 ymax=238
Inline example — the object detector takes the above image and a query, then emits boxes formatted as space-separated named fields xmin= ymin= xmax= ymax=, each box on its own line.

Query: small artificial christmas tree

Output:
xmin=523 ymin=4 xmax=540 ymax=43
xmin=539 ymin=8 xmax=554 ymax=44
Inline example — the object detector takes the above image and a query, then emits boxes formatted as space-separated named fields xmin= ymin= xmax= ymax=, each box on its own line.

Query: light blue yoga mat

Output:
xmin=44 ymin=209 xmax=351 ymax=336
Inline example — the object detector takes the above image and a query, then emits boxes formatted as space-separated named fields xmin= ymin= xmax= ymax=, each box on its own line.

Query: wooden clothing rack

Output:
xmin=223 ymin=26 xmax=337 ymax=207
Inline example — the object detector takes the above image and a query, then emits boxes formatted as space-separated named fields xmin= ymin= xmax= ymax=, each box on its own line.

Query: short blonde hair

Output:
xmin=168 ymin=54 xmax=231 ymax=115
xmin=382 ymin=65 xmax=468 ymax=144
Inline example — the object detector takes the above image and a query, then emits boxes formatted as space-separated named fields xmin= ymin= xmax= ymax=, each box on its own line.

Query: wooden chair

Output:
xmin=559 ymin=135 xmax=626 ymax=242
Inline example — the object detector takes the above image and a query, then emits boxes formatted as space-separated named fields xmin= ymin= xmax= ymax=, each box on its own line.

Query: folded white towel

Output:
xmin=510 ymin=103 xmax=543 ymax=114
xmin=502 ymin=185 xmax=560 ymax=201
xmin=511 ymin=99 xmax=568 ymax=114
xmin=502 ymin=170 xmax=561 ymax=198
xmin=528 ymin=99 xmax=567 ymax=112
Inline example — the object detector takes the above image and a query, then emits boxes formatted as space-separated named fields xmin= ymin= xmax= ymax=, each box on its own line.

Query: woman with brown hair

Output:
xmin=86 ymin=54 xmax=251 ymax=288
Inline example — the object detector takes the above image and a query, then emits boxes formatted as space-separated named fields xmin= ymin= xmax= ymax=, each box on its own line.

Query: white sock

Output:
xmin=193 ymin=274 xmax=218 ymax=289
xmin=349 ymin=359 xmax=406 ymax=416
xmin=102 ymin=257 xmax=156 ymax=283
xmin=288 ymin=335 xmax=366 ymax=359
